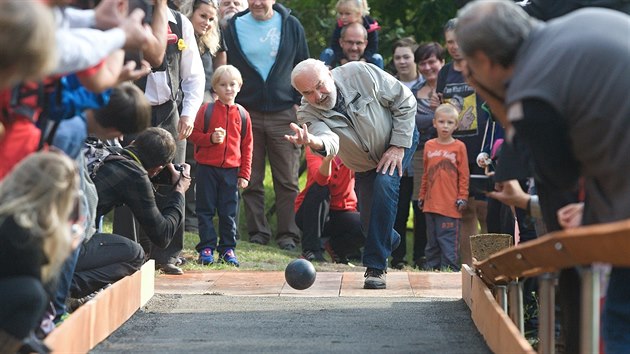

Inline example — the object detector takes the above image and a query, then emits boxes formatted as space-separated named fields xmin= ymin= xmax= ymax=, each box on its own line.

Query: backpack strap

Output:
xmin=90 ymin=153 xmax=127 ymax=179
xmin=202 ymin=102 xmax=215 ymax=134
xmin=236 ymin=104 xmax=248 ymax=139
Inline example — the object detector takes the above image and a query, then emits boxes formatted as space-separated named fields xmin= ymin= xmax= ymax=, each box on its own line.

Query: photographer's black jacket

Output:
xmin=92 ymin=151 xmax=184 ymax=249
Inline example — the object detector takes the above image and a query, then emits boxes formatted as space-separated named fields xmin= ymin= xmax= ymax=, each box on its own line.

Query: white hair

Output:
xmin=291 ymin=59 xmax=328 ymax=89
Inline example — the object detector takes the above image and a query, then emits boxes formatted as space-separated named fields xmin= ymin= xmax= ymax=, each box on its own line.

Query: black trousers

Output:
xmin=295 ymin=183 xmax=364 ymax=257
xmin=71 ymin=233 xmax=144 ymax=298
xmin=392 ymin=176 xmax=427 ymax=264
xmin=0 ymin=277 xmax=48 ymax=339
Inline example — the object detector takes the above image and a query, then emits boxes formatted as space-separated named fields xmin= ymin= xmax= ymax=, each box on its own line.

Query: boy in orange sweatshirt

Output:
xmin=419 ymin=104 xmax=469 ymax=271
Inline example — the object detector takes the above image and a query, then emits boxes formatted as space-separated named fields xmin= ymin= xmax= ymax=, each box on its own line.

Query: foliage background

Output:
xmin=282 ymin=0 xmax=463 ymax=72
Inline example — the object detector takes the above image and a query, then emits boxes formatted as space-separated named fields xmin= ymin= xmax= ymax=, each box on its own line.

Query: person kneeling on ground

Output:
xmin=295 ymin=148 xmax=364 ymax=263
xmin=90 ymin=127 xmax=192 ymax=275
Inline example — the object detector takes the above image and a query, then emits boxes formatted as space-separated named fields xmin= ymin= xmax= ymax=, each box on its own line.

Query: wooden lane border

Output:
xmin=462 ymin=265 xmax=535 ymax=354
xmin=44 ymin=260 xmax=155 ymax=353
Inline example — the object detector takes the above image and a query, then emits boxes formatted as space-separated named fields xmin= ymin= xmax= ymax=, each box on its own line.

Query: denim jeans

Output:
xmin=52 ymin=245 xmax=81 ymax=321
xmin=603 ymin=267 xmax=630 ymax=353
xmin=356 ymin=129 xmax=418 ymax=270
xmin=196 ymin=165 xmax=239 ymax=253
xmin=425 ymin=212 xmax=460 ymax=271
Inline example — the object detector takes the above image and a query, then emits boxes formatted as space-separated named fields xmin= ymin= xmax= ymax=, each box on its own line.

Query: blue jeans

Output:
xmin=52 ymin=244 xmax=81 ymax=321
xmin=196 ymin=165 xmax=239 ymax=253
xmin=603 ymin=267 xmax=630 ymax=353
xmin=356 ymin=129 xmax=418 ymax=270
xmin=425 ymin=212 xmax=460 ymax=271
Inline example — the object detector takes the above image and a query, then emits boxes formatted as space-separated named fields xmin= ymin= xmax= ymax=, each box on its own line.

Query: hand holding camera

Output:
xmin=171 ymin=163 xmax=192 ymax=194
xmin=151 ymin=163 xmax=191 ymax=194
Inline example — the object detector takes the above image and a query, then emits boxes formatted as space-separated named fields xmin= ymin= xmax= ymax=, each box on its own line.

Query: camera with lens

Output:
xmin=151 ymin=164 xmax=184 ymax=185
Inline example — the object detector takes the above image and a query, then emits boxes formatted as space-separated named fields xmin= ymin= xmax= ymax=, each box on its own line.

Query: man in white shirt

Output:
xmin=117 ymin=6 xmax=205 ymax=275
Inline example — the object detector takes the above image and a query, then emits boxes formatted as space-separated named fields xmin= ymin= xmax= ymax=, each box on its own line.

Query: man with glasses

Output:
xmin=334 ymin=22 xmax=383 ymax=69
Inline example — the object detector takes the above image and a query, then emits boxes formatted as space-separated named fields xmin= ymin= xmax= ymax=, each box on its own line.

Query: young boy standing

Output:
xmin=188 ymin=65 xmax=253 ymax=267
xmin=419 ymin=104 xmax=469 ymax=271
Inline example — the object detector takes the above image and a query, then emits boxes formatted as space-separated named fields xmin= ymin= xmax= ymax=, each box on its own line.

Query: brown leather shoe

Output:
xmin=157 ymin=263 xmax=184 ymax=275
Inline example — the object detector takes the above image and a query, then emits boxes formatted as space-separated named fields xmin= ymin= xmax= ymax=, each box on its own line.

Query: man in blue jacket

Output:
xmin=223 ymin=0 xmax=309 ymax=251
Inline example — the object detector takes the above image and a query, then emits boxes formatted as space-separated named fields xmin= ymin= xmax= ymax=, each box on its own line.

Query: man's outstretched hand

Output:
xmin=284 ymin=122 xmax=323 ymax=151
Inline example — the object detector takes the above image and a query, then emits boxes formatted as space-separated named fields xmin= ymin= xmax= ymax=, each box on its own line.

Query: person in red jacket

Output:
xmin=188 ymin=65 xmax=252 ymax=267
xmin=295 ymin=148 xmax=364 ymax=263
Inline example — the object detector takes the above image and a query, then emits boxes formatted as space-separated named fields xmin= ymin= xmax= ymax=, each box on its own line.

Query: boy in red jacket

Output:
xmin=188 ymin=65 xmax=253 ymax=266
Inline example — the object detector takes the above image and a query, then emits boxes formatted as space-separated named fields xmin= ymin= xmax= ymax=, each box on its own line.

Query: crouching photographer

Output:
xmin=91 ymin=127 xmax=191 ymax=274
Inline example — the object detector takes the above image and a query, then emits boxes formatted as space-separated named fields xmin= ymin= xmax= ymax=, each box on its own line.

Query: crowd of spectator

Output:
xmin=0 ymin=0 xmax=629 ymax=352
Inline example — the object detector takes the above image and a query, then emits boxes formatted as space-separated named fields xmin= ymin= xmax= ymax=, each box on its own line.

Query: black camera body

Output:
xmin=129 ymin=0 xmax=153 ymax=24
xmin=151 ymin=164 xmax=184 ymax=185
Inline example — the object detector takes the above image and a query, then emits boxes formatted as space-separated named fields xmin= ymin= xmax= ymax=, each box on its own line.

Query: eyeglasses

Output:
xmin=343 ymin=40 xmax=365 ymax=47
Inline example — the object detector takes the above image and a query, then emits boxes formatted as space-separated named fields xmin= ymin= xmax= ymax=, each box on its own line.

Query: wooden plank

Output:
xmin=461 ymin=265 xmax=475 ymax=309
xmin=470 ymin=274 xmax=535 ymax=354
xmin=475 ymin=218 xmax=630 ymax=284
xmin=46 ymin=266 xmax=147 ymax=353
xmin=140 ymin=260 xmax=155 ymax=306
xmin=46 ymin=300 xmax=95 ymax=353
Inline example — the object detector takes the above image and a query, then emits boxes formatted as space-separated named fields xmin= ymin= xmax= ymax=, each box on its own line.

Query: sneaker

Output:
xmin=175 ymin=256 xmax=188 ymax=266
xmin=249 ymin=234 xmax=268 ymax=245
xmin=301 ymin=250 xmax=327 ymax=262
xmin=324 ymin=240 xmax=348 ymax=264
xmin=391 ymin=259 xmax=407 ymax=270
xmin=66 ymin=283 xmax=112 ymax=313
xmin=364 ymin=268 xmax=387 ymax=289
xmin=220 ymin=248 xmax=240 ymax=267
xmin=278 ymin=241 xmax=297 ymax=251
xmin=413 ymin=257 xmax=427 ymax=269
xmin=198 ymin=248 xmax=214 ymax=265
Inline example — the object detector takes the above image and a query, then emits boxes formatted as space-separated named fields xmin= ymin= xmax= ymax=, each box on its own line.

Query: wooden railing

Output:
xmin=473 ymin=219 xmax=630 ymax=354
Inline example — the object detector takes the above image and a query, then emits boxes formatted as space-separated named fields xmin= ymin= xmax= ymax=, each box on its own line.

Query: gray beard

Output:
xmin=312 ymin=85 xmax=337 ymax=110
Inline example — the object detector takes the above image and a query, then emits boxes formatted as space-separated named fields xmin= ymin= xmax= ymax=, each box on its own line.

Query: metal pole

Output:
xmin=538 ymin=273 xmax=556 ymax=354
xmin=496 ymin=285 xmax=508 ymax=313
xmin=580 ymin=266 xmax=600 ymax=354
xmin=508 ymin=280 xmax=524 ymax=334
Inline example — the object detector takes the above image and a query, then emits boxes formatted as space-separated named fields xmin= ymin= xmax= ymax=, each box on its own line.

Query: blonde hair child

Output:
xmin=320 ymin=0 xmax=383 ymax=68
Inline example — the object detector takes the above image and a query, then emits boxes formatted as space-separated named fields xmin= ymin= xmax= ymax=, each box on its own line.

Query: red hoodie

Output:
xmin=189 ymin=101 xmax=253 ymax=181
